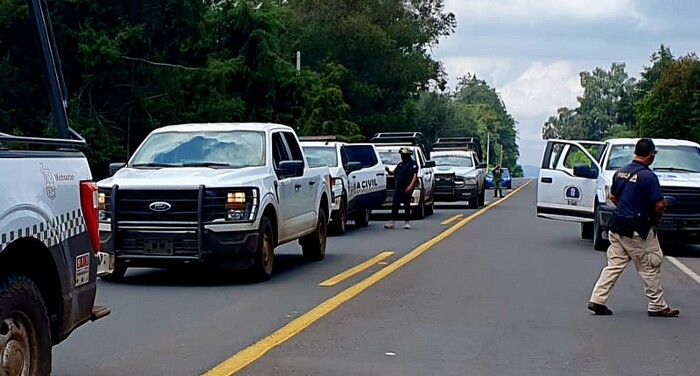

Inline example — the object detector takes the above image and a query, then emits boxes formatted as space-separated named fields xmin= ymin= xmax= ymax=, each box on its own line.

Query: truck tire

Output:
xmin=100 ymin=266 xmax=127 ymax=282
xmin=0 ymin=274 xmax=51 ymax=376
xmin=425 ymin=195 xmax=434 ymax=216
xmin=477 ymin=188 xmax=485 ymax=207
xmin=301 ymin=207 xmax=328 ymax=261
xmin=329 ymin=197 xmax=347 ymax=236
xmin=593 ymin=210 xmax=610 ymax=252
xmin=580 ymin=222 xmax=594 ymax=240
xmin=354 ymin=209 xmax=370 ymax=228
xmin=251 ymin=216 xmax=275 ymax=281
xmin=414 ymin=196 xmax=425 ymax=219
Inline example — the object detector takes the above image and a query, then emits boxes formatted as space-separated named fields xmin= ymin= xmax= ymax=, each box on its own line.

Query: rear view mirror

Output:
xmin=573 ymin=164 xmax=598 ymax=179
xmin=278 ymin=160 xmax=305 ymax=178
xmin=345 ymin=161 xmax=362 ymax=173
xmin=477 ymin=162 xmax=487 ymax=169
xmin=424 ymin=160 xmax=436 ymax=168
xmin=109 ymin=162 xmax=126 ymax=176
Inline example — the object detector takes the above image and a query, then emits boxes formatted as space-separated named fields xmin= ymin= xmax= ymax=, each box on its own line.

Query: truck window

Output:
xmin=433 ymin=154 xmax=473 ymax=167
xmin=606 ymin=144 xmax=700 ymax=172
xmin=345 ymin=145 xmax=379 ymax=168
xmin=282 ymin=132 xmax=305 ymax=162
xmin=563 ymin=147 xmax=592 ymax=169
xmin=303 ymin=146 xmax=338 ymax=168
xmin=272 ymin=132 xmax=291 ymax=169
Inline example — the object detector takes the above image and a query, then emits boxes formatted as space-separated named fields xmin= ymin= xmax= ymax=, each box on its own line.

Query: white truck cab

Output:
xmin=370 ymin=132 xmax=436 ymax=219
xmin=300 ymin=137 xmax=387 ymax=234
xmin=99 ymin=123 xmax=331 ymax=281
xmin=537 ymin=138 xmax=700 ymax=251
xmin=430 ymin=137 xmax=488 ymax=208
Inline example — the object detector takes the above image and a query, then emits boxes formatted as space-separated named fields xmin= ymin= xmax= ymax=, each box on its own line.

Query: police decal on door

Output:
xmin=563 ymin=185 xmax=583 ymax=206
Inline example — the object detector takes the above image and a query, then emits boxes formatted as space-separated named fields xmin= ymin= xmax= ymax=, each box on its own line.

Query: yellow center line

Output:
xmin=319 ymin=251 xmax=395 ymax=287
xmin=202 ymin=180 xmax=532 ymax=376
xmin=440 ymin=214 xmax=463 ymax=225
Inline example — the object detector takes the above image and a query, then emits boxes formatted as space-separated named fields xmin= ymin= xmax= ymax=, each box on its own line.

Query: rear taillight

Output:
xmin=80 ymin=181 xmax=100 ymax=253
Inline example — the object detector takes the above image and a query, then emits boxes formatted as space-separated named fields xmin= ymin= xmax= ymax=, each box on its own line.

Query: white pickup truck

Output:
xmin=98 ymin=123 xmax=332 ymax=281
xmin=537 ymin=137 xmax=700 ymax=251
xmin=300 ymin=137 xmax=387 ymax=235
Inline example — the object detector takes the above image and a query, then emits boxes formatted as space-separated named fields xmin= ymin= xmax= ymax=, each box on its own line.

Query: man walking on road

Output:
xmin=492 ymin=165 xmax=504 ymax=198
xmin=587 ymin=138 xmax=679 ymax=317
xmin=384 ymin=147 xmax=418 ymax=230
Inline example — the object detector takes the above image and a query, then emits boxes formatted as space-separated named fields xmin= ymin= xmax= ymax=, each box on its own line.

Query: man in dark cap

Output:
xmin=587 ymin=138 xmax=679 ymax=318
xmin=384 ymin=147 xmax=419 ymax=229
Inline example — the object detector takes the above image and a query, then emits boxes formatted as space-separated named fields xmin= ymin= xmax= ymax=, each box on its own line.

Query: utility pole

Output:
xmin=486 ymin=133 xmax=490 ymax=168
xmin=296 ymin=51 xmax=301 ymax=76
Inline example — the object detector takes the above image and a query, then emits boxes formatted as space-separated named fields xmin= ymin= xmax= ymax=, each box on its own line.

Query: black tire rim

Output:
xmin=1 ymin=311 xmax=33 ymax=376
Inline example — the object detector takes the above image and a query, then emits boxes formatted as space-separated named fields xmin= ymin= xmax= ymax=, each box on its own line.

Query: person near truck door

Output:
xmin=492 ymin=165 xmax=504 ymax=198
xmin=384 ymin=147 xmax=418 ymax=229
xmin=587 ymin=138 xmax=679 ymax=317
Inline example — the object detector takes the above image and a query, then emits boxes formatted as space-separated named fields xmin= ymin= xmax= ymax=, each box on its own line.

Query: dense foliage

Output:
xmin=1 ymin=0 xmax=522 ymax=178
xmin=542 ymin=45 xmax=700 ymax=145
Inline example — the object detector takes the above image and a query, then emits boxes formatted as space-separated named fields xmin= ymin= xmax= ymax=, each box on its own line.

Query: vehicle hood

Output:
xmin=434 ymin=166 xmax=477 ymax=176
xmin=97 ymin=166 xmax=268 ymax=188
xmin=600 ymin=170 xmax=700 ymax=188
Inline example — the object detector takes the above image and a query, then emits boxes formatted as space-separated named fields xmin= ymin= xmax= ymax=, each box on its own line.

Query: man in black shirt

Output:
xmin=384 ymin=147 xmax=419 ymax=229
xmin=587 ymin=138 xmax=679 ymax=317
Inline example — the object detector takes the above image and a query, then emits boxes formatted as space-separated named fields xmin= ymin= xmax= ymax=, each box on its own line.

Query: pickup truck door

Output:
xmin=272 ymin=132 xmax=305 ymax=241
xmin=416 ymin=148 xmax=433 ymax=200
xmin=536 ymin=140 xmax=601 ymax=222
xmin=282 ymin=131 xmax=317 ymax=232
xmin=343 ymin=144 xmax=387 ymax=210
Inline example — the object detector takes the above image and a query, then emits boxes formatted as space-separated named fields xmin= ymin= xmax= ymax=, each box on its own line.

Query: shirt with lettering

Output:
xmin=611 ymin=160 xmax=664 ymax=222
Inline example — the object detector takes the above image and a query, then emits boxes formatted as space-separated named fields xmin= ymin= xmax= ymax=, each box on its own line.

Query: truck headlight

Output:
xmin=97 ymin=191 xmax=109 ymax=221
xmin=464 ymin=177 xmax=477 ymax=185
xmin=224 ymin=189 xmax=258 ymax=221
xmin=331 ymin=177 xmax=344 ymax=198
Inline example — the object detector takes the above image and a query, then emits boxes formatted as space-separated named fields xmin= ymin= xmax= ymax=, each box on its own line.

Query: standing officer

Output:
xmin=587 ymin=138 xmax=679 ymax=317
xmin=492 ymin=165 xmax=504 ymax=198
xmin=384 ymin=147 xmax=418 ymax=230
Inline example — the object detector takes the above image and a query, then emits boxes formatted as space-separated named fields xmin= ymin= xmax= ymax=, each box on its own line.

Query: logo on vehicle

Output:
xmin=663 ymin=196 xmax=677 ymax=206
xmin=563 ymin=185 xmax=583 ymax=206
xmin=40 ymin=164 xmax=57 ymax=200
xmin=148 ymin=201 xmax=172 ymax=212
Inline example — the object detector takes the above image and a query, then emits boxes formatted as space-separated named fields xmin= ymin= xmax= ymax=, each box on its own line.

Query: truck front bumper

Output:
xmin=434 ymin=184 xmax=477 ymax=201
xmin=598 ymin=205 xmax=700 ymax=243
xmin=99 ymin=223 xmax=260 ymax=269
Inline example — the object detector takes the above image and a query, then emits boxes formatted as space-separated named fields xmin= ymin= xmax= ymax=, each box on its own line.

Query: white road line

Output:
xmin=666 ymin=256 xmax=700 ymax=285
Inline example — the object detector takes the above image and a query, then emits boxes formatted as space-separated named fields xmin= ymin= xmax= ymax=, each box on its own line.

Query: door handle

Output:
xmin=541 ymin=177 xmax=553 ymax=183
xmin=295 ymin=184 xmax=302 ymax=190
xmin=352 ymin=176 xmax=357 ymax=178
xmin=309 ymin=181 xmax=315 ymax=187
xmin=376 ymin=172 xmax=385 ymax=176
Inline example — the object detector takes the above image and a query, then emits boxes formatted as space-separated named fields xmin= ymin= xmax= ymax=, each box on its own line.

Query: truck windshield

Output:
xmin=303 ymin=146 xmax=338 ymax=168
xmin=130 ymin=130 xmax=265 ymax=168
xmin=606 ymin=144 xmax=700 ymax=173
xmin=379 ymin=150 xmax=415 ymax=165
xmin=432 ymin=155 xmax=473 ymax=168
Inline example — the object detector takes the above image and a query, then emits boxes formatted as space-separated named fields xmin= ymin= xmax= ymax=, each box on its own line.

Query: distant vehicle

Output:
xmin=537 ymin=137 xmax=700 ymax=251
xmin=430 ymin=137 xmax=487 ymax=208
xmin=0 ymin=0 xmax=111 ymax=373
xmin=300 ymin=136 xmax=387 ymax=235
xmin=485 ymin=168 xmax=512 ymax=189
xmin=99 ymin=123 xmax=332 ymax=281
xmin=370 ymin=132 xmax=436 ymax=219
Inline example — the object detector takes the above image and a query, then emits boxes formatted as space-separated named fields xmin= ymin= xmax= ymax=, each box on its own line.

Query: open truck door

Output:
xmin=536 ymin=140 xmax=603 ymax=224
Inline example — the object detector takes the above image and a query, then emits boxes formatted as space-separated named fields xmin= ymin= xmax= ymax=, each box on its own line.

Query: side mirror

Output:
xmin=424 ymin=160 xmax=436 ymax=168
xmin=109 ymin=162 xmax=126 ymax=176
xmin=278 ymin=160 xmax=305 ymax=178
xmin=345 ymin=161 xmax=362 ymax=173
xmin=477 ymin=162 xmax=487 ymax=169
xmin=573 ymin=163 xmax=598 ymax=179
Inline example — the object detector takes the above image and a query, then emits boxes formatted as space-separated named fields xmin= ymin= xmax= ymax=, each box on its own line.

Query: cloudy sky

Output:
xmin=431 ymin=0 xmax=700 ymax=168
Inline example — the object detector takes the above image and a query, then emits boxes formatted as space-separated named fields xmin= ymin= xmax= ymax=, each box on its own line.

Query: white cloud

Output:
xmin=442 ymin=57 xmax=515 ymax=88
xmin=444 ymin=0 xmax=652 ymax=29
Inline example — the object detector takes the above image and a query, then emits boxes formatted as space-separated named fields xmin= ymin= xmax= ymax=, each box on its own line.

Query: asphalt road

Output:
xmin=53 ymin=180 xmax=700 ymax=375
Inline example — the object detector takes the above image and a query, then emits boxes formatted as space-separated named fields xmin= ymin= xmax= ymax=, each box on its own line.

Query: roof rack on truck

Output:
xmin=432 ymin=137 xmax=484 ymax=162
xmin=369 ymin=132 xmax=432 ymax=160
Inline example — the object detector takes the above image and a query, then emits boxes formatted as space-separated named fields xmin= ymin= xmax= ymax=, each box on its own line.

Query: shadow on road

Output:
xmin=99 ymin=253 xmax=333 ymax=287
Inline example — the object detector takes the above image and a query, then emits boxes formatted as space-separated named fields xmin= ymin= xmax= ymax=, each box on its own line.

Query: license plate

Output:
xmin=144 ymin=239 xmax=174 ymax=255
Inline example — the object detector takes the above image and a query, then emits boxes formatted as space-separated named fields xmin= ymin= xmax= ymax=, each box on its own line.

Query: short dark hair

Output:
xmin=635 ymin=138 xmax=656 ymax=157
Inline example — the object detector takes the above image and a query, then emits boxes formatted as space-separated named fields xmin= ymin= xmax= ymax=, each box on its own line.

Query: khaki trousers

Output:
xmin=590 ymin=230 xmax=668 ymax=312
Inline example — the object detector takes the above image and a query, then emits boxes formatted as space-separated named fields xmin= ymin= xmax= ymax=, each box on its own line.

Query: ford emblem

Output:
xmin=149 ymin=201 xmax=172 ymax=212
xmin=663 ymin=196 xmax=677 ymax=206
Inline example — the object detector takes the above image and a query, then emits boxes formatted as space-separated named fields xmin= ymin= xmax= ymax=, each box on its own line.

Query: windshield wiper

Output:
xmin=131 ymin=162 xmax=180 ymax=168
xmin=181 ymin=162 xmax=233 ymax=168
xmin=653 ymin=167 xmax=699 ymax=173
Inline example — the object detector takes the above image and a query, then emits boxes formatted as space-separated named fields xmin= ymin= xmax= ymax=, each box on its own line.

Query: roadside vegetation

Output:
xmin=1 ymin=0 xmax=522 ymax=178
